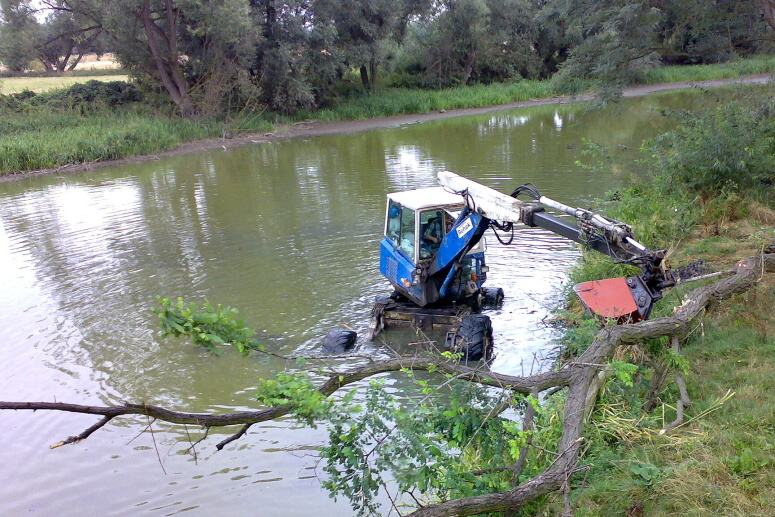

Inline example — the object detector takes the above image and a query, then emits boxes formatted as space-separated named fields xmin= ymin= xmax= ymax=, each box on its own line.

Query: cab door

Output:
xmin=384 ymin=200 xmax=417 ymax=262
xmin=381 ymin=200 xmax=420 ymax=296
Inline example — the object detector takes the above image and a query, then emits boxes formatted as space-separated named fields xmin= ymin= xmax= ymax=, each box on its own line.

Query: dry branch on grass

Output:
xmin=1 ymin=253 xmax=772 ymax=516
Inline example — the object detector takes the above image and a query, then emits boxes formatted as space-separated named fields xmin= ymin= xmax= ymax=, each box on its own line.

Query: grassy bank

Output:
xmin=553 ymin=207 xmax=775 ymax=516
xmin=540 ymin=87 xmax=775 ymax=515
xmin=301 ymin=55 xmax=775 ymax=123
xmin=293 ymin=79 xmax=554 ymax=121
xmin=0 ymin=80 xmax=272 ymax=174
xmin=0 ymin=108 xmax=272 ymax=174
xmin=3 ymin=111 xmax=207 ymax=172
xmin=1 ymin=56 xmax=774 ymax=176
xmin=640 ymin=54 xmax=775 ymax=84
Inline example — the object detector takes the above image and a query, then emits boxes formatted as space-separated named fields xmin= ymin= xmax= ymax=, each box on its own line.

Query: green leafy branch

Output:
xmin=154 ymin=297 xmax=264 ymax=355
xmin=256 ymin=372 xmax=334 ymax=426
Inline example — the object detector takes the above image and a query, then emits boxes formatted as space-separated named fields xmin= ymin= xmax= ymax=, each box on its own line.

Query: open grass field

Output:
xmin=0 ymin=74 xmax=129 ymax=94
xmin=69 ymin=53 xmax=122 ymax=71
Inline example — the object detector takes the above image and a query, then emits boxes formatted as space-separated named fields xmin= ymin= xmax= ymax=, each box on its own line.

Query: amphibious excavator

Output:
xmin=366 ymin=171 xmax=679 ymax=360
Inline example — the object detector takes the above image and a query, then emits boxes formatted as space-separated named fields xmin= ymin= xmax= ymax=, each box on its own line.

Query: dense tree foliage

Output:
xmin=1 ymin=0 xmax=773 ymax=114
xmin=0 ymin=0 xmax=38 ymax=71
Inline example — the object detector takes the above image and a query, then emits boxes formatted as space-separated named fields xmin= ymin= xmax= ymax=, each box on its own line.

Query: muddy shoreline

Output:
xmin=2 ymin=74 xmax=769 ymax=183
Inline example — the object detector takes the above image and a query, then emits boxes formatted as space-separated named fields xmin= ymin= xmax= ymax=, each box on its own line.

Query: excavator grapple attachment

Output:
xmin=574 ymin=275 xmax=655 ymax=322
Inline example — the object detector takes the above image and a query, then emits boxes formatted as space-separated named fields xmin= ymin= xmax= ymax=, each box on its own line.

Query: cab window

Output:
xmin=386 ymin=201 xmax=416 ymax=261
xmin=419 ymin=210 xmax=444 ymax=260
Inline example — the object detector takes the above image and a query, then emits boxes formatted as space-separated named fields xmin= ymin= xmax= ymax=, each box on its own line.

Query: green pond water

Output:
xmin=0 ymin=89 xmax=721 ymax=515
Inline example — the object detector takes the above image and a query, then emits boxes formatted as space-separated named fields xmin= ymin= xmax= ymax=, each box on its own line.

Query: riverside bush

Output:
xmin=572 ymin=86 xmax=775 ymax=261
xmin=0 ymin=80 xmax=142 ymax=110
xmin=646 ymin=95 xmax=775 ymax=200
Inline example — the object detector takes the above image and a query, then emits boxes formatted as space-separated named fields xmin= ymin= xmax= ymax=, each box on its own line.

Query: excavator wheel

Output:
xmin=481 ymin=287 xmax=504 ymax=308
xmin=446 ymin=314 xmax=493 ymax=361
xmin=323 ymin=328 xmax=357 ymax=354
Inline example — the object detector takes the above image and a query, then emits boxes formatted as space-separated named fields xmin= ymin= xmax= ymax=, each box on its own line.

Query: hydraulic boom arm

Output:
xmin=438 ymin=171 xmax=646 ymax=260
xmin=437 ymin=171 xmax=675 ymax=320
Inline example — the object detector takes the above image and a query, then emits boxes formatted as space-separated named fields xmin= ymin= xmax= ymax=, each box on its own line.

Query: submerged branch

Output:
xmin=0 ymin=357 xmax=572 ymax=448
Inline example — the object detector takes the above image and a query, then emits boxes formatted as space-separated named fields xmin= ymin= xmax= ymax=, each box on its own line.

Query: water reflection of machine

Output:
xmin=370 ymin=171 xmax=677 ymax=361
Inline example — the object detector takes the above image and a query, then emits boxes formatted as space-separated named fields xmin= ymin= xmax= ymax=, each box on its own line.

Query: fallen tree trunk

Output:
xmin=1 ymin=253 xmax=772 ymax=516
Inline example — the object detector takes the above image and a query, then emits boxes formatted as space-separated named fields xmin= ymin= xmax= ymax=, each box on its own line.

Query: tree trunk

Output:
xmin=462 ymin=49 xmax=477 ymax=85
xmin=359 ymin=65 xmax=371 ymax=91
xmin=163 ymin=0 xmax=194 ymax=115
xmin=67 ymin=51 xmax=86 ymax=72
xmin=56 ymin=46 xmax=74 ymax=73
xmin=369 ymin=58 xmax=378 ymax=90
xmin=138 ymin=0 xmax=195 ymax=117
xmin=38 ymin=58 xmax=53 ymax=72
xmin=67 ymin=30 xmax=102 ymax=72
xmin=264 ymin=0 xmax=276 ymax=39
xmin=762 ymin=0 xmax=775 ymax=31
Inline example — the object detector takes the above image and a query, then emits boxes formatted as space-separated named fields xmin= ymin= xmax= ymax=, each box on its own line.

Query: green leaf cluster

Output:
xmin=629 ymin=461 xmax=663 ymax=487
xmin=609 ymin=361 xmax=638 ymax=388
xmin=154 ymin=297 xmax=263 ymax=355
xmin=256 ymin=372 xmax=333 ymax=426
xmin=317 ymin=378 xmax=560 ymax=515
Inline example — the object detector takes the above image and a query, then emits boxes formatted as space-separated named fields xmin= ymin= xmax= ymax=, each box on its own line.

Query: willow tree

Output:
xmin=121 ymin=0 xmax=256 ymax=117
xmin=549 ymin=1 xmax=663 ymax=95
xmin=315 ymin=0 xmax=432 ymax=90
xmin=35 ymin=7 xmax=103 ymax=72
xmin=548 ymin=0 xmax=775 ymax=96
xmin=58 ymin=0 xmax=257 ymax=116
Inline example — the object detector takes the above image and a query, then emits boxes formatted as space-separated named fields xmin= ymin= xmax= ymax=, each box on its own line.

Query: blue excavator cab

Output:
xmin=379 ymin=187 xmax=489 ymax=307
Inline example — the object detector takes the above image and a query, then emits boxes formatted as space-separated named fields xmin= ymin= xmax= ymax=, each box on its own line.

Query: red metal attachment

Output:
xmin=574 ymin=277 xmax=642 ymax=321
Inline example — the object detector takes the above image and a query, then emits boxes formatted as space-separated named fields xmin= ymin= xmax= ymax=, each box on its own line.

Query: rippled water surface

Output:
xmin=0 ymin=91 xmax=713 ymax=515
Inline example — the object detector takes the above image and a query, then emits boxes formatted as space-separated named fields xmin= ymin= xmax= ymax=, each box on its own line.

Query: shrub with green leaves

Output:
xmin=0 ymin=80 xmax=142 ymax=111
xmin=319 ymin=379 xmax=547 ymax=516
xmin=256 ymin=372 xmax=332 ymax=425
xmin=645 ymin=94 xmax=775 ymax=201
